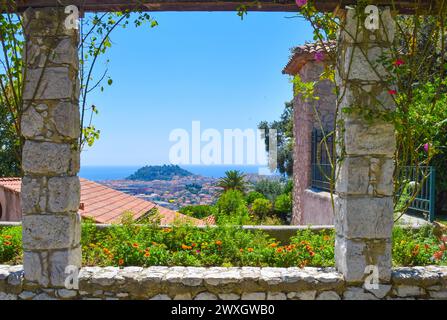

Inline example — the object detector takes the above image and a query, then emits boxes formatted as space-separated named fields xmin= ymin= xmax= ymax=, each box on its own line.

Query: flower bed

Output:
xmin=1 ymin=222 xmax=446 ymax=267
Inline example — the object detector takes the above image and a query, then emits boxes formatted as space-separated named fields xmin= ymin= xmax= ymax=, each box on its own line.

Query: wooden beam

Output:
xmin=1 ymin=0 xmax=439 ymax=13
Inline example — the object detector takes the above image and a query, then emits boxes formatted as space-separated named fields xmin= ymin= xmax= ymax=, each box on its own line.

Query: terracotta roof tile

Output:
xmin=283 ymin=41 xmax=336 ymax=75
xmin=0 ymin=177 xmax=209 ymax=226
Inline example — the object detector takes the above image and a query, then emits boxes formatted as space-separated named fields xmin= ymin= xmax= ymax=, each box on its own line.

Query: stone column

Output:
xmin=334 ymin=7 xmax=396 ymax=283
xmin=21 ymin=8 xmax=81 ymax=288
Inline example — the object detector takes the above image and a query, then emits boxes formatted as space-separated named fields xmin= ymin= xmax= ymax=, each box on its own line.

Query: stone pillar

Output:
xmin=21 ymin=8 xmax=81 ymax=288
xmin=334 ymin=7 xmax=396 ymax=283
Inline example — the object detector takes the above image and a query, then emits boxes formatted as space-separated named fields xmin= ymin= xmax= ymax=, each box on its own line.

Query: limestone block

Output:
xmin=47 ymin=176 xmax=80 ymax=213
xmin=23 ymin=7 xmax=78 ymax=37
xmin=22 ymin=213 xmax=81 ymax=250
xmin=394 ymin=285 xmax=425 ymax=298
xmin=336 ymin=157 xmax=370 ymax=195
xmin=316 ymin=291 xmax=340 ymax=300
xmin=335 ymin=196 xmax=394 ymax=239
xmin=364 ymin=283 xmax=392 ymax=299
xmin=266 ymin=292 xmax=287 ymax=300
xmin=343 ymin=287 xmax=378 ymax=300
xmin=335 ymin=236 xmax=392 ymax=283
xmin=50 ymin=101 xmax=80 ymax=140
xmin=57 ymin=289 xmax=78 ymax=299
xmin=22 ymin=141 xmax=79 ymax=175
xmin=342 ymin=117 xmax=396 ymax=156
xmin=341 ymin=7 xmax=395 ymax=44
xmin=25 ymin=36 xmax=79 ymax=69
xmin=21 ymin=177 xmax=47 ymax=214
xmin=21 ymin=106 xmax=45 ymax=139
xmin=286 ymin=290 xmax=317 ymax=300
xmin=23 ymin=67 xmax=75 ymax=100
xmin=194 ymin=292 xmax=218 ymax=300
xmin=23 ymin=251 xmax=49 ymax=287
xmin=241 ymin=292 xmax=266 ymax=300
xmin=49 ymin=247 xmax=82 ymax=287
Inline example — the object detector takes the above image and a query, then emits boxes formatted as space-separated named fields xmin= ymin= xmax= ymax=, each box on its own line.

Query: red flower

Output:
xmin=388 ymin=89 xmax=397 ymax=95
xmin=118 ymin=259 xmax=124 ymax=266
xmin=132 ymin=243 xmax=139 ymax=248
xmin=393 ymin=59 xmax=405 ymax=67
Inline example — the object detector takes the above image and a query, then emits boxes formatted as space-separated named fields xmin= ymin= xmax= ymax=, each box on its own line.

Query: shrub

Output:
xmin=245 ymin=191 xmax=266 ymax=205
xmin=254 ymin=179 xmax=285 ymax=201
xmin=179 ymin=205 xmax=215 ymax=219
xmin=0 ymin=226 xmax=22 ymax=264
xmin=216 ymin=190 xmax=246 ymax=215
xmin=251 ymin=198 xmax=273 ymax=220
xmin=275 ymin=193 xmax=292 ymax=215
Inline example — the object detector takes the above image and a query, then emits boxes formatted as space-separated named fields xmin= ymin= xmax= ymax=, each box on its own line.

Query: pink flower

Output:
xmin=314 ymin=51 xmax=325 ymax=62
xmin=394 ymin=59 xmax=405 ymax=67
xmin=295 ymin=0 xmax=307 ymax=7
xmin=424 ymin=143 xmax=430 ymax=153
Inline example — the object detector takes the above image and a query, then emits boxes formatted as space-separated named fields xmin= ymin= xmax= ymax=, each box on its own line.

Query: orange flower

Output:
xmin=309 ymin=251 xmax=315 ymax=257
xmin=103 ymin=248 xmax=110 ymax=254
xmin=269 ymin=243 xmax=278 ymax=248
xmin=247 ymin=248 xmax=254 ymax=252
xmin=181 ymin=244 xmax=192 ymax=250
xmin=3 ymin=235 xmax=12 ymax=240
xmin=323 ymin=235 xmax=331 ymax=241
xmin=424 ymin=244 xmax=430 ymax=250
xmin=215 ymin=240 xmax=222 ymax=246
xmin=144 ymin=252 xmax=150 ymax=257
xmin=433 ymin=250 xmax=444 ymax=260
xmin=118 ymin=259 xmax=124 ymax=266
xmin=192 ymin=243 xmax=197 ymax=247
xmin=239 ymin=248 xmax=244 ymax=252
xmin=132 ymin=243 xmax=139 ymax=248
xmin=276 ymin=248 xmax=283 ymax=253
xmin=152 ymin=242 xmax=157 ymax=246
xmin=3 ymin=241 xmax=11 ymax=246
xmin=163 ymin=228 xmax=172 ymax=233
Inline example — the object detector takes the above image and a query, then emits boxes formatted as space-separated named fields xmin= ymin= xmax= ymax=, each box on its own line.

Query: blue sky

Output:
xmin=81 ymin=12 xmax=313 ymax=166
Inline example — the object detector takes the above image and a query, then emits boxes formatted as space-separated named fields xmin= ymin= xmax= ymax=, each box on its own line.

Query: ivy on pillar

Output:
xmin=334 ymin=7 xmax=396 ymax=283
xmin=21 ymin=7 xmax=81 ymax=288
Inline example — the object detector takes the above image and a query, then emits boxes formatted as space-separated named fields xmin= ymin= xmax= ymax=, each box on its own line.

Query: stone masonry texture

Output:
xmin=1 ymin=265 xmax=446 ymax=300
xmin=20 ymin=7 xmax=81 ymax=288
xmin=334 ymin=7 xmax=396 ymax=283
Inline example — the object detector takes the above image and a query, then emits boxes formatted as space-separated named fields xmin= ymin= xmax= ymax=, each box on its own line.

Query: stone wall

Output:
xmin=1 ymin=265 xmax=446 ymax=300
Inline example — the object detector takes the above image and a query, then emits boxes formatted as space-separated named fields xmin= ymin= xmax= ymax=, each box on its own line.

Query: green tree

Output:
xmin=245 ymin=191 xmax=266 ymax=205
xmin=217 ymin=170 xmax=248 ymax=194
xmin=258 ymin=101 xmax=294 ymax=177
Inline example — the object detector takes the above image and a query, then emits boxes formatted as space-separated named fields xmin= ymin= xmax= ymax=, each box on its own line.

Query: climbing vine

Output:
xmin=290 ymin=0 xmax=447 ymax=219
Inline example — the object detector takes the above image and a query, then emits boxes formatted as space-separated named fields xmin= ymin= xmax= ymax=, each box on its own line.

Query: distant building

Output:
xmin=0 ymin=177 xmax=209 ymax=225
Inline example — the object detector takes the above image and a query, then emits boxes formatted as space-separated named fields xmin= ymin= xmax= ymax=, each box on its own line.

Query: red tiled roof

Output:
xmin=0 ymin=177 xmax=208 ymax=225
xmin=283 ymin=41 xmax=336 ymax=75
xmin=0 ymin=178 xmax=21 ymax=193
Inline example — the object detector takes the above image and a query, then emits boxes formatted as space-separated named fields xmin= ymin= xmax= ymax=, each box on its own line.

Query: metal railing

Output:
xmin=396 ymin=166 xmax=436 ymax=222
xmin=310 ymin=129 xmax=436 ymax=221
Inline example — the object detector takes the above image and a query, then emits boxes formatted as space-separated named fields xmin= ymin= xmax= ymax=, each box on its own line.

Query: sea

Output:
xmin=79 ymin=165 xmax=277 ymax=181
